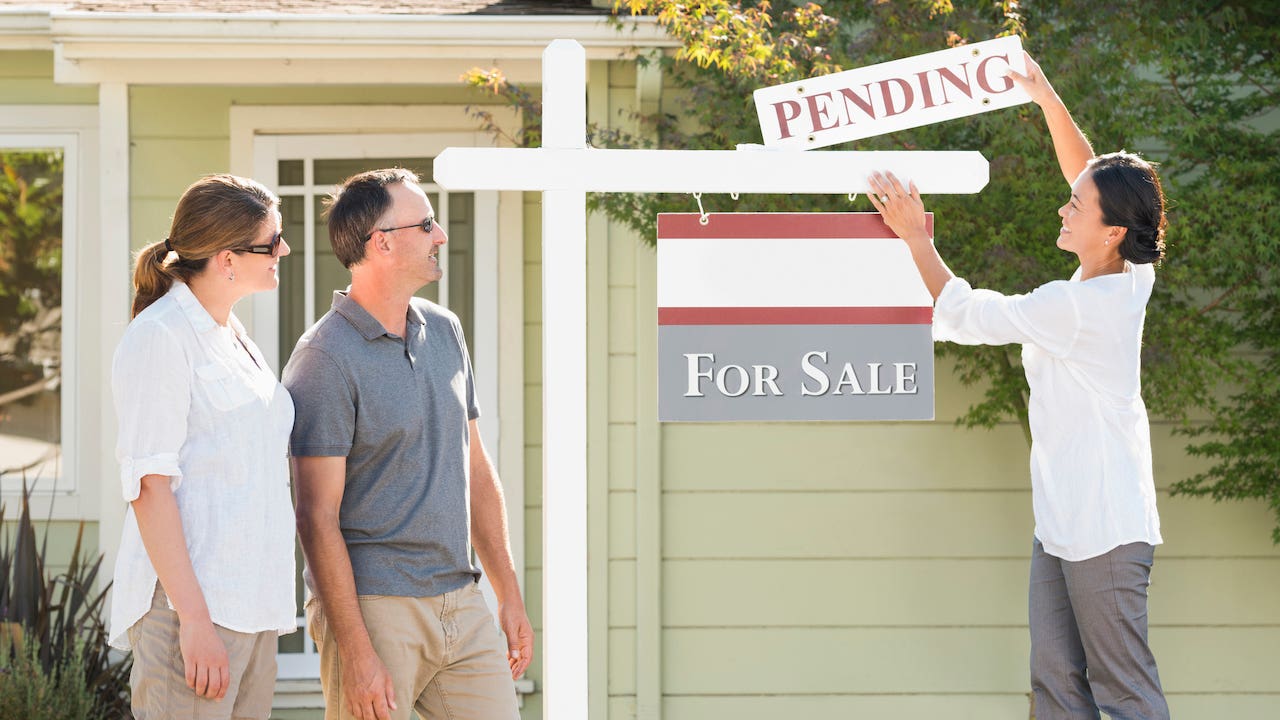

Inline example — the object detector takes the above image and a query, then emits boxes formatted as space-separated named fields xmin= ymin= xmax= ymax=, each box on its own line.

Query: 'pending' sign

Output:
xmin=657 ymin=213 xmax=935 ymax=423
xmin=754 ymin=36 xmax=1031 ymax=149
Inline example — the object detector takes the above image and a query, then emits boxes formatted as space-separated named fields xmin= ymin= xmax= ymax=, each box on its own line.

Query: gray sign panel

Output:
xmin=659 ymin=324 xmax=934 ymax=422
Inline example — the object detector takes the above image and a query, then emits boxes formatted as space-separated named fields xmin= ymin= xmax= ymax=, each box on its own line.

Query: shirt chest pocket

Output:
xmin=194 ymin=362 xmax=257 ymax=413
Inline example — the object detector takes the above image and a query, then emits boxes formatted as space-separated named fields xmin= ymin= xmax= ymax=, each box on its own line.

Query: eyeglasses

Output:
xmin=364 ymin=216 xmax=435 ymax=242
xmin=235 ymin=231 xmax=284 ymax=257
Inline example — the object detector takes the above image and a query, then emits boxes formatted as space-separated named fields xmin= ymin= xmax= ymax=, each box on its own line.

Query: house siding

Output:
xmin=0 ymin=51 xmax=97 ymax=104
xmin=0 ymin=519 xmax=98 ymax=578
xmin=520 ymin=187 xmax=546 ymax=720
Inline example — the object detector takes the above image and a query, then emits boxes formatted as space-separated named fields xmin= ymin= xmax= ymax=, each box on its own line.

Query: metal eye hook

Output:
xmin=693 ymin=192 xmax=709 ymax=226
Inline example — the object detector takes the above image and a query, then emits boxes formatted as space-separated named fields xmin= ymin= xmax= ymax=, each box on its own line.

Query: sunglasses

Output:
xmin=364 ymin=216 xmax=435 ymax=242
xmin=236 ymin=231 xmax=284 ymax=257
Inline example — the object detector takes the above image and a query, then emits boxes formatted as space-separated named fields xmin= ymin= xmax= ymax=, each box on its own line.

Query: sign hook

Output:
xmin=693 ymin=192 xmax=710 ymax=226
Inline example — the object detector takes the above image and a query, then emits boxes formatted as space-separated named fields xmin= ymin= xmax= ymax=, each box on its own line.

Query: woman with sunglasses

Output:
xmin=109 ymin=174 xmax=296 ymax=720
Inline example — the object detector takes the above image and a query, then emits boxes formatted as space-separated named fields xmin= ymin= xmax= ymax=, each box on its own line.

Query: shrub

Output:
xmin=0 ymin=484 xmax=132 ymax=719
xmin=0 ymin=631 xmax=99 ymax=720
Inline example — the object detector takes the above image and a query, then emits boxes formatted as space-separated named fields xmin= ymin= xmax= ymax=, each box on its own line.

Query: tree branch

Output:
xmin=1196 ymin=276 xmax=1254 ymax=317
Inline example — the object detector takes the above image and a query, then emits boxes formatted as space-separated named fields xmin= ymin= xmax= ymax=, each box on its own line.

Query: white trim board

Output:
xmin=35 ymin=11 xmax=675 ymax=84
xmin=0 ymin=9 xmax=52 ymax=50
xmin=229 ymin=105 xmax=515 ymax=179
xmin=55 ymin=55 xmax=549 ymax=87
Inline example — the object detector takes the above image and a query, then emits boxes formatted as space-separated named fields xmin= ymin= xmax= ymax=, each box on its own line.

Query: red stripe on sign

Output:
xmin=657 ymin=212 xmax=934 ymax=239
xmin=658 ymin=306 xmax=933 ymax=325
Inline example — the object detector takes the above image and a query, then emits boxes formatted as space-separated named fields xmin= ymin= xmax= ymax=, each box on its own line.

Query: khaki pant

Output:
xmin=128 ymin=584 xmax=279 ymax=720
xmin=308 ymin=581 xmax=519 ymax=720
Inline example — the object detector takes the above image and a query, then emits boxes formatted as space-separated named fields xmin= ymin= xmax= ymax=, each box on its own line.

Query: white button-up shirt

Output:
xmin=109 ymin=282 xmax=296 ymax=649
xmin=933 ymin=263 xmax=1163 ymax=561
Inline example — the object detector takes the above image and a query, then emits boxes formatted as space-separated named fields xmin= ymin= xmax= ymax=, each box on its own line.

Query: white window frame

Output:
xmin=231 ymin=107 xmax=526 ymax=685
xmin=0 ymin=106 xmax=99 ymax=521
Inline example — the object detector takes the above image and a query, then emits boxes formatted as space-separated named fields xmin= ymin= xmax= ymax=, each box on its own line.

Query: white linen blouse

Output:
xmin=109 ymin=281 xmax=296 ymax=650
xmin=933 ymin=262 xmax=1163 ymax=561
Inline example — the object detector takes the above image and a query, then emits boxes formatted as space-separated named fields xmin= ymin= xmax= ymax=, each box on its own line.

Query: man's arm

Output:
xmin=468 ymin=418 xmax=534 ymax=679
xmin=293 ymin=456 xmax=397 ymax=720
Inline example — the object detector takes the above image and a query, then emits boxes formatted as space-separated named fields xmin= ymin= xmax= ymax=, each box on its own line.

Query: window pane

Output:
xmin=0 ymin=150 xmax=64 ymax=488
xmin=447 ymin=193 xmax=474 ymax=347
xmin=314 ymin=158 xmax=432 ymax=187
xmin=278 ymin=159 xmax=303 ymax=186
xmin=314 ymin=195 xmax=351 ymax=321
xmin=277 ymin=195 xmax=306 ymax=366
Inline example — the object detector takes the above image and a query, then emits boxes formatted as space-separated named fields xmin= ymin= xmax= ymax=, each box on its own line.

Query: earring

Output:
xmin=1105 ymin=240 xmax=1110 ymax=246
xmin=228 ymin=271 xmax=236 ymax=281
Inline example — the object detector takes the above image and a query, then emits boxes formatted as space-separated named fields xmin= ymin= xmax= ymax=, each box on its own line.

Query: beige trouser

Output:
xmin=128 ymin=584 xmax=279 ymax=720
xmin=308 ymin=581 xmax=519 ymax=720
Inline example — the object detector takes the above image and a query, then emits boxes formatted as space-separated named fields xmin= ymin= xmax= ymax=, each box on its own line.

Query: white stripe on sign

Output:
xmin=657 ymin=236 xmax=932 ymax=308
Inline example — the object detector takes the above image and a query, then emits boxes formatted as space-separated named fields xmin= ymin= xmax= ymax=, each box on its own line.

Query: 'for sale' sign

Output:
xmin=754 ymin=36 xmax=1030 ymax=149
xmin=657 ymin=213 xmax=935 ymax=423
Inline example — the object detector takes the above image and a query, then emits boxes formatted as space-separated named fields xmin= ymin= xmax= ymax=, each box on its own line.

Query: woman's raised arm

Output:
xmin=1008 ymin=52 xmax=1094 ymax=185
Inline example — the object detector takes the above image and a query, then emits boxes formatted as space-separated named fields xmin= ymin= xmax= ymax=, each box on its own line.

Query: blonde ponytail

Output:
xmin=130 ymin=240 xmax=177 ymax=318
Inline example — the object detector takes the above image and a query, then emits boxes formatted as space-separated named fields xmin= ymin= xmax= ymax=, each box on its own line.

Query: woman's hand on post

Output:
xmin=867 ymin=172 xmax=930 ymax=246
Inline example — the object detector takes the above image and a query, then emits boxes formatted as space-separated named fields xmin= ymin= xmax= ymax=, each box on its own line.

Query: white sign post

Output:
xmin=433 ymin=39 xmax=990 ymax=720
xmin=754 ymin=36 xmax=1031 ymax=149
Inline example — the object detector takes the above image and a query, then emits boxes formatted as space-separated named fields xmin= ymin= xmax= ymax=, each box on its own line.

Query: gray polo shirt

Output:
xmin=283 ymin=291 xmax=481 ymax=598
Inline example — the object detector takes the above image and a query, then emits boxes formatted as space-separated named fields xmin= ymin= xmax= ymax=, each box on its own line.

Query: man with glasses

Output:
xmin=284 ymin=168 xmax=531 ymax=720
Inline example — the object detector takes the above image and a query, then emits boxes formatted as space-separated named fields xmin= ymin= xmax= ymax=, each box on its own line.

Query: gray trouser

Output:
xmin=1029 ymin=539 xmax=1170 ymax=720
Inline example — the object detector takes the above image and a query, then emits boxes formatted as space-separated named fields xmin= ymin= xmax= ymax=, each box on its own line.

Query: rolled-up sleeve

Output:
xmin=111 ymin=320 xmax=190 ymax=501
xmin=933 ymin=276 xmax=1081 ymax=358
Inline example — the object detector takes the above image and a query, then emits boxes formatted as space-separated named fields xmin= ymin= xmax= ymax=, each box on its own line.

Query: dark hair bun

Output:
xmin=1120 ymin=224 xmax=1163 ymax=264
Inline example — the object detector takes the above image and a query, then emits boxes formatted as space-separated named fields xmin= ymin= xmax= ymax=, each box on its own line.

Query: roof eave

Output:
xmin=0 ymin=9 xmax=54 ymax=50
xmin=1 ymin=9 xmax=676 ymax=84
xmin=13 ymin=10 xmax=676 ymax=58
